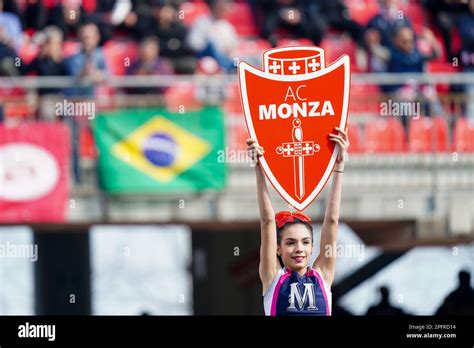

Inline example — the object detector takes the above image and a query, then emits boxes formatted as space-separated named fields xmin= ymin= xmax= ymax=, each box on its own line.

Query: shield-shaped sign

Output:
xmin=238 ymin=46 xmax=350 ymax=211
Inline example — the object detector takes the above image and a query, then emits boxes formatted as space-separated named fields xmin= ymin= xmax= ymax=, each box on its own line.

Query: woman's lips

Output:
xmin=292 ymin=256 xmax=305 ymax=263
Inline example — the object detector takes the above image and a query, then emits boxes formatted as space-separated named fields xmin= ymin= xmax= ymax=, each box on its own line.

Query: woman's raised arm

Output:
xmin=247 ymin=138 xmax=279 ymax=291
xmin=313 ymin=127 xmax=349 ymax=286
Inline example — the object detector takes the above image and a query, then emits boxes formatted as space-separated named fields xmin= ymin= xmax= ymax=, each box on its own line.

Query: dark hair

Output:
xmin=276 ymin=218 xmax=313 ymax=268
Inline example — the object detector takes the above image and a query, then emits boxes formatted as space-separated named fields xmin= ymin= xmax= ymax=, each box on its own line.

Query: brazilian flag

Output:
xmin=92 ymin=107 xmax=226 ymax=193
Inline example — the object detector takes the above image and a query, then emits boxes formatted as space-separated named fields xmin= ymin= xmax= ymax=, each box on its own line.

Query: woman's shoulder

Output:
xmin=261 ymin=267 xmax=286 ymax=297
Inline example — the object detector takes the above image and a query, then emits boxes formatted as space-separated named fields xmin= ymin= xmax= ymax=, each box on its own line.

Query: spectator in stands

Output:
xmin=46 ymin=0 xmax=89 ymax=40
xmin=22 ymin=26 xmax=67 ymax=95
xmin=64 ymin=21 xmax=109 ymax=97
xmin=365 ymin=0 xmax=412 ymax=72
xmin=435 ymin=270 xmax=474 ymax=315
xmin=309 ymin=0 xmax=367 ymax=48
xmin=64 ymin=22 xmax=108 ymax=184
xmin=0 ymin=0 xmax=22 ymax=75
xmin=148 ymin=2 xmax=195 ymax=73
xmin=128 ymin=1 xmax=194 ymax=73
xmin=366 ymin=286 xmax=407 ymax=315
xmin=0 ymin=0 xmax=23 ymax=52
xmin=424 ymin=0 xmax=469 ymax=61
xmin=20 ymin=0 xmax=47 ymax=34
xmin=458 ymin=0 xmax=474 ymax=120
xmin=187 ymin=0 xmax=238 ymax=73
xmin=126 ymin=36 xmax=174 ymax=94
xmin=92 ymin=0 xmax=135 ymax=44
xmin=372 ymin=25 xmax=442 ymax=129
xmin=1 ymin=0 xmax=19 ymax=17
xmin=257 ymin=0 xmax=324 ymax=47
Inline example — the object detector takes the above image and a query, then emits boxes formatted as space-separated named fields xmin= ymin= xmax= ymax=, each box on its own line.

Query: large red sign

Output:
xmin=0 ymin=122 xmax=70 ymax=222
xmin=238 ymin=47 xmax=350 ymax=211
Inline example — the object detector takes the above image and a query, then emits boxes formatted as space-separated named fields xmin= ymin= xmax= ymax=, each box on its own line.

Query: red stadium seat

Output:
xmin=164 ymin=82 xmax=202 ymax=113
xmin=321 ymin=36 xmax=357 ymax=67
xmin=347 ymin=122 xmax=364 ymax=153
xmin=180 ymin=2 xmax=211 ymax=26
xmin=427 ymin=62 xmax=458 ymax=94
xmin=79 ymin=126 xmax=97 ymax=160
xmin=345 ymin=0 xmax=380 ymax=26
xmin=223 ymin=82 xmax=243 ymax=114
xmin=18 ymin=41 xmax=39 ymax=65
xmin=453 ymin=117 xmax=474 ymax=152
xmin=103 ymin=41 xmax=138 ymax=76
xmin=401 ymin=3 xmax=426 ymax=33
xmin=3 ymin=102 xmax=34 ymax=120
xmin=408 ymin=116 xmax=449 ymax=153
xmin=349 ymin=84 xmax=381 ymax=114
xmin=224 ymin=2 xmax=258 ymax=37
xmin=434 ymin=116 xmax=450 ymax=152
xmin=82 ymin=0 xmax=97 ymax=14
xmin=365 ymin=117 xmax=406 ymax=153
xmin=277 ymin=38 xmax=314 ymax=47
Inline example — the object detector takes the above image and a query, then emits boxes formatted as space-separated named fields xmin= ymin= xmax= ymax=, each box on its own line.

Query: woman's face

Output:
xmin=278 ymin=224 xmax=313 ymax=272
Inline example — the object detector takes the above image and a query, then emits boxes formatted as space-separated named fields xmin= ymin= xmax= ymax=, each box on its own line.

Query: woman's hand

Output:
xmin=329 ymin=127 xmax=349 ymax=164
xmin=246 ymin=138 xmax=264 ymax=164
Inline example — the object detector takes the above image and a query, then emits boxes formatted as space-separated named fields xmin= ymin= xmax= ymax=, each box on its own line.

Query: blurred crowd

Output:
xmin=0 ymin=0 xmax=473 ymax=78
xmin=1 ymin=0 xmax=473 ymax=168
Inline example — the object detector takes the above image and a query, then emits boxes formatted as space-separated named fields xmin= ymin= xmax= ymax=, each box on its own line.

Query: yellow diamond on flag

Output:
xmin=112 ymin=116 xmax=211 ymax=183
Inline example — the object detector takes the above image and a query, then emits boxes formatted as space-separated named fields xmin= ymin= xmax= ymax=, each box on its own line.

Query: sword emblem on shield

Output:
xmin=276 ymin=119 xmax=320 ymax=200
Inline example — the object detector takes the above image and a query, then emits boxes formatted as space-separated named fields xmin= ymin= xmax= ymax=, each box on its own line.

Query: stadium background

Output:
xmin=0 ymin=0 xmax=473 ymax=315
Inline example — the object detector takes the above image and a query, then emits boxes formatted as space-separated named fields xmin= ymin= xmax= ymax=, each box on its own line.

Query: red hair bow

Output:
xmin=275 ymin=211 xmax=311 ymax=229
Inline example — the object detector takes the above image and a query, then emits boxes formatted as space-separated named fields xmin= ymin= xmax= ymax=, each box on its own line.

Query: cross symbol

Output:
xmin=288 ymin=61 xmax=300 ymax=74
xmin=283 ymin=144 xmax=294 ymax=155
xmin=303 ymin=143 xmax=313 ymax=154
xmin=308 ymin=58 xmax=320 ymax=71
xmin=269 ymin=61 xmax=281 ymax=74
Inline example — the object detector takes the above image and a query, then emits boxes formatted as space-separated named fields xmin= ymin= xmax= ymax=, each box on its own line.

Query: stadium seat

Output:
xmin=223 ymin=82 xmax=242 ymax=114
xmin=103 ymin=41 xmax=138 ymax=75
xmin=365 ymin=117 xmax=406 ymax=153
xmin=321 ymin=36 xmax=357 ymax=67
xmin=347 ymin=122 xmax=364 ymax=153
xmin=349 ymin=84 xmax=382 ymax=115
xmin=79 ymin=126 xmax=97 ymax=160
xmin=408 ymin=116 xmax=449 ymax=153
xmin=401 ymin=2 xmax=426 ymax=33
xmin=3 ymin=102 xmax=34 ymax=120
xmin=427 ymin=61 xmax=458 ymax=94
xmin=345 ymin=0 xmax=380 ymax=26
xmin=164 ymin=82 xmax=202 ymax=113
xmin=224 ymin=2 xmax=258 ymax=37
xmin=277 ymin=38 xmax=314 ymax=47
xmin=453 ymin=117 xmax=474 ymax=152
xmin=18 ymin=41 xmax=39 ymax=65
xmin=180 ymin=2 xmax=211 ymax=26
xmin=82 ymin=0 xmax=97 ymax=14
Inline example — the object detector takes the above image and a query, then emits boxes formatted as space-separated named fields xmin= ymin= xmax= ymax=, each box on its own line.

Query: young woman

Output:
xmin=246 ymin=127 xmax=349 ymax=316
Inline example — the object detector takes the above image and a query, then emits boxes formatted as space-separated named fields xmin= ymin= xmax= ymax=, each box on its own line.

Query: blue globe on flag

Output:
xmin=142 ymin=133 xmax=178 ymax=167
